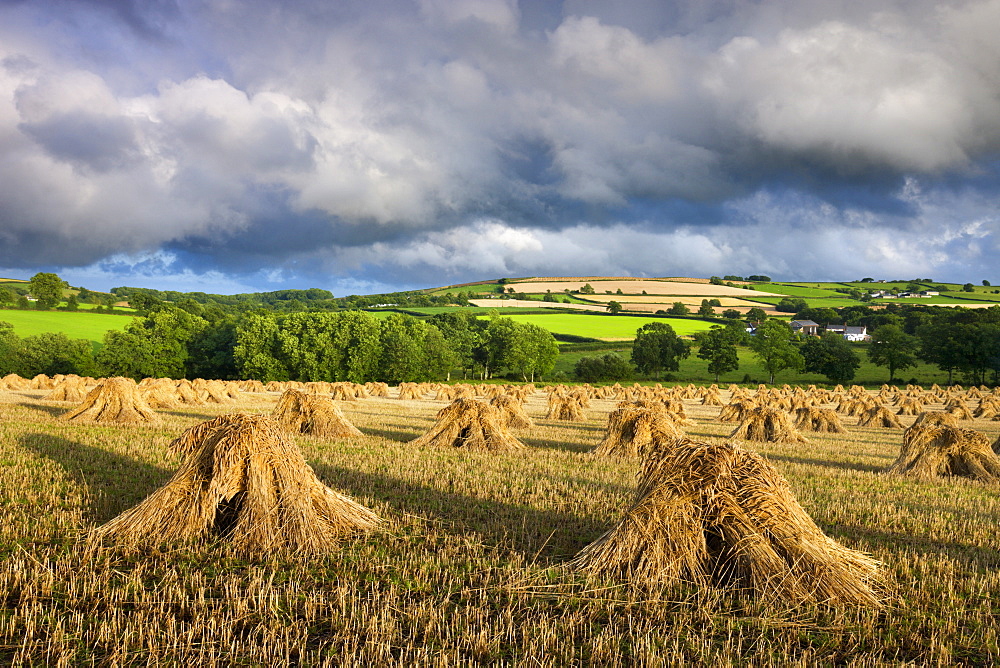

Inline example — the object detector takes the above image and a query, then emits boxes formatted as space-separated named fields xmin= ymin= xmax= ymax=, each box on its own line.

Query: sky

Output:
xmin=2 ymin=0 xmax=1000 ymax=295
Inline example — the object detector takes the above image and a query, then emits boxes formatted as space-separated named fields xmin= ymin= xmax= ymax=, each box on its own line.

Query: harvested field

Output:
xmin=580 ymin=294 xmax=771 ymax=307
xmin=1 ymin=383 xmax=999 ymax=664
xmin=468 ymin=298 xmax=607 ymax=312
xmin=503 ymin=278 xmax=783 ymax=297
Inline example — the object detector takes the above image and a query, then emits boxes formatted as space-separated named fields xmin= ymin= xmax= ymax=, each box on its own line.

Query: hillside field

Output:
xmin=1 ymin=383 xmax=997 ymax=664
xmin=0 ymin=309 xmax=133 ymax=345
xmin=477 ymin=312 xmax=717 ymax=340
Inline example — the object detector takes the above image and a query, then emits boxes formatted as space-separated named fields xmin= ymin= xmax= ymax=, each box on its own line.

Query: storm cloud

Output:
xmin=2 ymin=0 xmax=1000 ymax=292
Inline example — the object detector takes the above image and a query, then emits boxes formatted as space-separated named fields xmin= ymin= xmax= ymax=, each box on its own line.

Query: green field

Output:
xmin=476 ymin=313 xmax=716 ymax=340
xmin=0 ymin=309 xmax=133 ymax=344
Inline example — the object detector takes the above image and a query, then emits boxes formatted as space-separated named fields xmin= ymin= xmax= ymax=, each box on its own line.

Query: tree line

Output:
xmin=0 ymin=307 xmax=559 ymax=383
xmin=573 ymin=303 xmax=1000 ymax=385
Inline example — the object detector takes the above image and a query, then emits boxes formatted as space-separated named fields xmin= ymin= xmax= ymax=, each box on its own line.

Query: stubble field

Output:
xmin=1 ymin=385 xmax=999 ymax=665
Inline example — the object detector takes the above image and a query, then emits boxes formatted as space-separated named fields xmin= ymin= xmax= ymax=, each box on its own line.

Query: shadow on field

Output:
xmin=362 ymin=426 xmax=422 ymax=443
xmin=828 ymin=523 xmax=994 ymax=562
xmin=766 ymin=453 xmax=885 ymax=474
xmin=314 ymin=463 xmax=610 ymax=562
xmin=520 ymin=436 xmax=596 ymax=454
xmin=19 ymin=433 xmax=172 ymax=524
xmin=18 ymin=402 xmax=67 ymax=419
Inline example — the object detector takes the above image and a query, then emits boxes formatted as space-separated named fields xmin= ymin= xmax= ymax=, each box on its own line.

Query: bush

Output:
xmin=574 ymin=353 xmax=633 ymax=382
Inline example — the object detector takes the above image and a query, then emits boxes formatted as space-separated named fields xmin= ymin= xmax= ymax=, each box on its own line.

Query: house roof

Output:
xmin=789 ymin=320 xmax=819 ymax=328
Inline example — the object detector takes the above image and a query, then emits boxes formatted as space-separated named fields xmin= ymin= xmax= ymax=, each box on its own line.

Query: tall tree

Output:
xmin=867 ymin=324 xmax=919 ymax=382
xmin=29 ymin=272 xmax=65 ymax=310
xmin=696 ymin=326 xmax=740 ymax=382
xmin=21 ymin=332 xmax=95 ymax=377
xmin=801 ymin=332 xmax=860 ymax=382
xmin=631 ymin=322 xmax=690 ymax=379
xmin=749 ymin=319 xmax=804 ymax=383
xmin=507 ymin=322 xmax=559 ymax=382
xmin=234 ymin=312 xmax=289 ymax=381
xmin=0 ymin=322 xmax=25 ymax=376
xmin=97 ymin=307 xmax=206 ymax=379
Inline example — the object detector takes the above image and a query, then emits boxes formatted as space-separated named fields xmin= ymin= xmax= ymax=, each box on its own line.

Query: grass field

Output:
xmin=476 ymin=313 xmax=717 ymax=340
xmin=553 ymin=343 xmax=955 ymax=385
xmin=2 ymin=384 xmax=998 ymax=664
xmin=0 ymin=309 xmax=133 ymax=344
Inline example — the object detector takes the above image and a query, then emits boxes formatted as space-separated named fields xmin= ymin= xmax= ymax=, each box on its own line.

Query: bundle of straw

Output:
xmin=89 ymin=413 xmax=380 ymax=555
xmin=571 ymin=437 xmax=882 ymax=605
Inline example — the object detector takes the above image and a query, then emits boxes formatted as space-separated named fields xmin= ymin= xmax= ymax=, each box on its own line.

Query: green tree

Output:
xmin=21 ymin=332 xmax=95 ymax=376
xmin=420 ymin=324 xmax=458 ymax=381
xmin=631 ymin=322 xmax=690 ymax=379
xmin=0 ymin=288 xmax=14 ymax=308
xmin=606 ymin=300 xmax=622 ymax=314
xmin=668 ymin=302 xmax=690 ymax=316
xmin=97 ymin=307 xmax=206 ymax=379
xmin=508 ymin=322 xmax=559 ymax=382
xmin=28 ymin=272 xmax=65 ymax=310
xmin=574 ymin=353 xmax=633 ymax=382
xmin=234 ymin=313 xmax=289 ymax=381
xmin=775 ymin=297 xmax=807 ymax=313
xmin=749 ymin=319 xmax=804 ymax=384
xmin=378 ymin=314 xmax=430 ymax=383
xmin=697 ymin=299 xmax=715 ymax=317
xmin=579 ymin=283 xmax=596 ymax=294
xmin=429 ymin=312 xmax=484 ymax=379
xmin=801 ymin=332 xmax=860 ymax=382
xmin=0 ymin=322 xmax=26 ymax=375
xmin=916 ymin=319 xmax=963 ymax=385
xmin=696 ymin=327 xmax=739 ymax=382
xmin=867 ymin=324 xmax=919 ymax=382
xmin=962 ymin=283 xmax=975 ymax=292
xmin=745 ymin=307 xmax=767 ymax=323
xmin=187 ymin=318 xmax=239 ymax=380
xmin=721 ymin=308 xmax=741 ymax=320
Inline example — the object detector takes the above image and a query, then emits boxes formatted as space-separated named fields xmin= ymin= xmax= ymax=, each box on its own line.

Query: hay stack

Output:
xmin=62 ymin=377 xmax=160 ymax=425
xmin=888 ymin=425 xmax=1000 ymax=482
xmin=571 ymin=437 xmax=882 ymax=605
xmin=0 ymin=373 xmax=28 ymax=390
xmin=272 ymin=389 xmax=363 ymax=438
xmin=895 ymin=397 xmax=924 ymax=416
xmin=239 ymin=379 xmax=267 ymax=393
xmin=545 ymin=393 xmax=586 ymax=421
xmin=945 ymin=399 xmax=973 ymax=420
xmin=46 ymin=376 xmax=89 ymax=403
xmin=730 ymin=407 xmax=806 ymax=443
xmin=408 ymin=398 xmax=525 ymax=451
xmin=593 ymin=404 xmax=683 ymax=458
xmin=29 ymin=373 xmax=54 ymax=390
xmin=719 ymin=400 xmax=757 ymax=423
xmin=89 ymin=413 xmax=380 ymax=554
xmin=397 ymin=382 xmax=425 ymax=400
xmin=700 ymin=387 xmax=723 ymax=406
xmin=197 ymin=379 xmax=232 ymax=404
xmin=175 ymin=380 xmax=206 ymax=406
xmin=793 ymin=407 xmax=847 ymax=434
xmin=365 ymin=382 xmax=389 ymax=398
xmin=489 ymin=394 xmax=534 ymax=430
xmin=140 ymin=379 xmax=181 ymax=409
xmin=857 ymin=405 xmax=903 ymax=428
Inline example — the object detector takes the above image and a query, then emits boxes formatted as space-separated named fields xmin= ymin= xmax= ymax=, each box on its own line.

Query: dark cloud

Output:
xmin=2 ymin=0 xmax=1000 ymax=291
xmin=19 ymin=111 xmax=139 ymax=172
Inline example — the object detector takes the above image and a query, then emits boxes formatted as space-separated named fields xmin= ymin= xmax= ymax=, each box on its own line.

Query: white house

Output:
xmin=844 ymin=326 xmax=869 ymax=342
